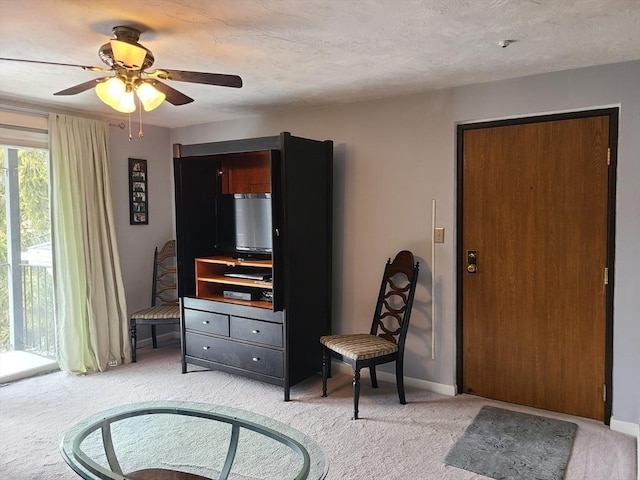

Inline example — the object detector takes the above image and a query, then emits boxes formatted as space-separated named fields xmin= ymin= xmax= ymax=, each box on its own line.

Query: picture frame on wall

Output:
xmin=129 ymin=158 xmax=148 ymax=225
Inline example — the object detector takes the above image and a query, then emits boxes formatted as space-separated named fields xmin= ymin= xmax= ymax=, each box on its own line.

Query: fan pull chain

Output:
xmin=138 ymin=97 xmax=144 ymax=138
xmin=127 ymin=110 xmax=132 ymax=141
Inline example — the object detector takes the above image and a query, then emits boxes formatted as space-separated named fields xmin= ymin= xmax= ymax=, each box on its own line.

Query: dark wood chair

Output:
xmin=320 ymin=250 xmax=419 ymax=419
xmin=130 ymin=240 xmax=180 ymax=362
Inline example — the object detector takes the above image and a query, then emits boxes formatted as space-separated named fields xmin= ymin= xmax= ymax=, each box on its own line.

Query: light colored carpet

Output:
xmin=0 ymin=346 xmax=636 ymax=479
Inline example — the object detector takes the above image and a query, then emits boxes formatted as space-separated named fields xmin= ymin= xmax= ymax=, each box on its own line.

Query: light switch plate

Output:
xmin=434 ymin=227 xmax=445 ymax=243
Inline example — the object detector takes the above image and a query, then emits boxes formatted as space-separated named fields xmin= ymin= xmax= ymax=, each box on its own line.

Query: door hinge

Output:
xmin=603 ymin=383 xmax=607 ymax=402
xmin=604 ymin=267 xmax=609 ymax=285
xmin=607 ymin=148 xmax=611 ymax=166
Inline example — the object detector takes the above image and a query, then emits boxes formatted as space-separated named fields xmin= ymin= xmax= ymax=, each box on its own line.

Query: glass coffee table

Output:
xmin=61 ymin=401 xmax=328 ymax=480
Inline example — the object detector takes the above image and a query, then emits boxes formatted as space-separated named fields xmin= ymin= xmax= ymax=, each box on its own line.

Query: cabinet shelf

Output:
xmin=196 ymin=275 xmax=273 ymax=289
xmin=193 ymin=294 xmax=274 ymax=310
xmin=196 ymin=256 xmax=272 ymax=268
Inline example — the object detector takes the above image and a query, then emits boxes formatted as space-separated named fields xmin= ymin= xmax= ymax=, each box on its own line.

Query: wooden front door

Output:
xmin=459 ymin=111 xmax=615 ymax=421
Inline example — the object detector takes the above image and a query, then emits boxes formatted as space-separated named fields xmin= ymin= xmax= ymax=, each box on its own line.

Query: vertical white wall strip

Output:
xmin=431 ymin=198 xmax=436 ymax=359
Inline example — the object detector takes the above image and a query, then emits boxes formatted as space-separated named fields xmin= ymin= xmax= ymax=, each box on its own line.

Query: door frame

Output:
xmin=455 ymin=107 xmax=619 ymax=424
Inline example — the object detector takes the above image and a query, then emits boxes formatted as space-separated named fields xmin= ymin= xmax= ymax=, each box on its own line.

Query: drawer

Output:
xmin=230 ymin=317 xmax=283 ymax=348
xmin=186 ymin=333 xmax=283 ymax=378
xmin=183 ymin=296 xmax=283 ymax=323
xmin=183 ymin=308 xmax=229 ymax=336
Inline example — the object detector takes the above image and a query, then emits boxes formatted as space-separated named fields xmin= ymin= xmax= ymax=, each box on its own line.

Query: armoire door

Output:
xmin=459 ymin=112 xmax=614 ymax=420
xmin=173 ymin=158 xmax=221 ymax=297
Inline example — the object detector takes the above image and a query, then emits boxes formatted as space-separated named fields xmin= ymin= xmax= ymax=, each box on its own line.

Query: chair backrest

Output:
xmin=151 ymin=240 xmax=178 ymax=307
xmin=369 ymin=250 xmax=419 ymax=349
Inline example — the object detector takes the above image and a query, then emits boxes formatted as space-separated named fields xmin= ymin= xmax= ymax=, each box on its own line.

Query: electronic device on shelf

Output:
xmin=223 ymin=290 xmax=260 ymax=301
xmin=224 ymin=273 xmax=264 ymax=281
xmin=224 ymin=272 xmax=272 ymax=281
xmin=216 ymin=193 xmax=272 ymax=257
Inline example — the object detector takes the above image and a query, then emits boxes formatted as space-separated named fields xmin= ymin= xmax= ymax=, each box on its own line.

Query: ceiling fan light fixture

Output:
xmin=135 ymin=81 xmax=166 ymax=111
xmin=3 ymin=23 xmax=243 ymax=128
xmin=110 ymin=39 xmax=147 ymax=70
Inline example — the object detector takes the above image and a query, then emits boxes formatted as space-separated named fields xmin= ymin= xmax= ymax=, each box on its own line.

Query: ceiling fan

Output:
xmin=0 ymin=25 xmax=243 ymax=113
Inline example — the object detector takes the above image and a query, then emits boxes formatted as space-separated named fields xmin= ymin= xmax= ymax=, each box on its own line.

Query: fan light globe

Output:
xmin=135 ymin=82 xmax=166 ymax=111
xmin=95 ymin=77 xmax=136 ymax=113
xmin=116 ymin=89 xmax=137 ymax=113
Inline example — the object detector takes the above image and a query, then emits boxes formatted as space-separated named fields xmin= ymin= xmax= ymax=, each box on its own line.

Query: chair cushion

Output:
xmin=131 ymin=305 xmax=180 ymax=320
xmin=320 ymin=334 xmax=398 ymax=360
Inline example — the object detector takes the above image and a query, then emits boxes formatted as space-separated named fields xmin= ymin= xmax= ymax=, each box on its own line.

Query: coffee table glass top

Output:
xmin=60 ymin=401 xmax=328 ymax=480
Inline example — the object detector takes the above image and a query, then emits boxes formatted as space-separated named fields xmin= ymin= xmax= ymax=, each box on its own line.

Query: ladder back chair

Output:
xmin=130 ymin=240 xmax=180 ymax=362
xmin=320 ymin=250 xmax=419 ymax=419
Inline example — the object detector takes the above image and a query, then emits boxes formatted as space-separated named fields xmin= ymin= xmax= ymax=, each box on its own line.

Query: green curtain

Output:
xmin=49 ymin=114 xmax=130 ymax=373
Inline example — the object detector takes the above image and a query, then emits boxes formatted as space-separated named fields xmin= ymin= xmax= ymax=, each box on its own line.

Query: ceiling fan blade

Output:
xmin=147 ymin=69 xmax=242 ymax=88
xmin=151 ymin=80 xmax=194 ymax=106
xmin=54 ymin=78 xmax=107 ymax=96
xmin=0 ymin=57 xmax=110 ymax=73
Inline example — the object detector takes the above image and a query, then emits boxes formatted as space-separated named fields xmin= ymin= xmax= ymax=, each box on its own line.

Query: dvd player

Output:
xmin=223 ymin=290 xmax=259 ymax=301
xmin=224 ymin=272 xmax=271 ymax=281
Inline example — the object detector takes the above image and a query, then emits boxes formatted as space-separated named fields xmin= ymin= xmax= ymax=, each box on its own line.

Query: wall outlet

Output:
xmin=434 ymin=227 xmax=445 ymax=243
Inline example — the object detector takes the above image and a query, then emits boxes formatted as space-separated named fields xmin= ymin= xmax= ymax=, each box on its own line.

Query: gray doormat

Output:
xmin=444 ymin=405 xmax=577 ymax=480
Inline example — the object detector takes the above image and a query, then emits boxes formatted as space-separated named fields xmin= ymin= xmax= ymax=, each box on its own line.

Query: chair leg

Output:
xmin=353 ymin=368 xmax=361 ymax=420
xmin=130 ymin=321 xmax=137 ymax=363
xmin=396 ymin=358 xmax=406 ymax=405
xmin=370 ymin=365 xmax=378 ymax=388
xmin=151 ymin=325 xmax=158 ymax=348
xmin=321 ymin=346 xmax=328 ymax=397
xmin=352 ymin=368 xmax=360 ymax=420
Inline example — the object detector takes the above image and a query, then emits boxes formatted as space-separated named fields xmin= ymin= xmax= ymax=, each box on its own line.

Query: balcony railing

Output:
xmin=1 ymin=263 xmax=56 ymax=358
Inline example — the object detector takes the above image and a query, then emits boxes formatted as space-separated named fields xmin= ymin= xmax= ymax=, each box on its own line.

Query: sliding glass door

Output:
xmin=1 ymin=144 xmax=55 ymax=359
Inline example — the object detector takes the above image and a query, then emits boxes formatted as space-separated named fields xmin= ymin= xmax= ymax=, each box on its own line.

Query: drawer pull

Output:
xmin=252 ymin=357 xmax=260 ymax=362
xmin=251 ymin=329 xmax=260 ymax=334
xmin=203 ymin=346 xmax=211 ymax=350
xmin=202 ymin=320 xmax=210 ymax=324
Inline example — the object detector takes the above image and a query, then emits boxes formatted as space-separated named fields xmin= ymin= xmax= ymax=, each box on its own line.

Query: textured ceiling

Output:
xmin=1 ymin=0 xmax=639 ymax=128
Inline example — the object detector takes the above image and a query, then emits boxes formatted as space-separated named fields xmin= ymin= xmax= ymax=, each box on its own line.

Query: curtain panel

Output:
xmin=49 ymin=114 xmax=130 ymax=373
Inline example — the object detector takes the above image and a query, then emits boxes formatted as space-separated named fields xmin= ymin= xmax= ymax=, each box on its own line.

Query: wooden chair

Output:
xmin=130 ymin=240 xmax=180 ymax=362
xmin=320 ymin=250 xmax=419 ymax=419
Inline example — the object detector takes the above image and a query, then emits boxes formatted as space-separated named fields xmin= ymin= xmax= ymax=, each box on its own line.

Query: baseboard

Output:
xmin=0 ymin=361 xmax=59 ymax=384
xmin=610 ymin=417 xmax=640 ymax=438
xmin=330 ymin=360 xmax=456 ymax=397
xmin=136 ymin=331 xmax=180 ymax=348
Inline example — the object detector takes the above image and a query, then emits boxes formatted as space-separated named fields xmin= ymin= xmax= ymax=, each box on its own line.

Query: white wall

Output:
xmin=168 ymin=61 xmax=639 ymax=425
xmin=108 ymin=123 xmax=174 ymax=320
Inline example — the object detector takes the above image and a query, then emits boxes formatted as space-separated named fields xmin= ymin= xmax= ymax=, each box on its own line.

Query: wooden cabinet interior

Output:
xmin=195 ymin=256 xmax=273 ymax=309
xmin=217 ymin=151 xmax=271 ymax=194
xmin=197 ymin=151 xmax=273 ymax=309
